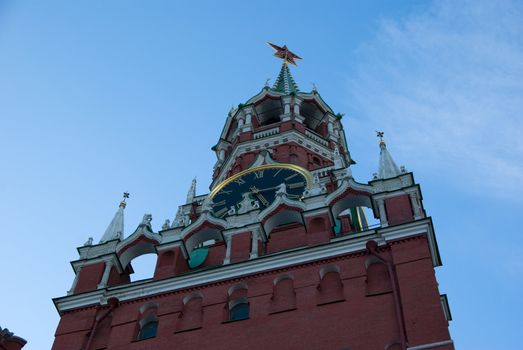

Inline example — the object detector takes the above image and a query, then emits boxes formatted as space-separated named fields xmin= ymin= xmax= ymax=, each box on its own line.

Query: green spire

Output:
xmin=271 ymin=62 xmax=299 ymax=94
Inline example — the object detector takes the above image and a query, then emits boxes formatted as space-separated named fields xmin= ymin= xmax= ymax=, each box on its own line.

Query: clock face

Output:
xmin=209 ymin=164 xmax=311 ymax=218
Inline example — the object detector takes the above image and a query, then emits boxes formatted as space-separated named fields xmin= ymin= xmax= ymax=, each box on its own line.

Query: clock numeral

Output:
xmin=234 ymin=178 xmax=246 ymax=185
xmin=254 ymin=170 xmax=264 ymax=179
xmin=273 ymin=168 xmax=283 ymax=177
xmin=285 ymin=173 xmax=299 ymax=181
xmin=211 ymin=200 xmax=226 ymax=207
xmin=218 ymin=189 xmax=232 ymax=196
xmin=287 ymin=181 xmax=305 ymax=189
xmin=214 ymin=207 xmax=228 ymax=218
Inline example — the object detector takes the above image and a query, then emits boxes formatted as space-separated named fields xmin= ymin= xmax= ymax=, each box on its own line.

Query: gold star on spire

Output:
xmin=267 ymin=42 xmax=302 ymax=66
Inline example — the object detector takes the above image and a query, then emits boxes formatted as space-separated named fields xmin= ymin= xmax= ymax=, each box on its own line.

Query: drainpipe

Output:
xmin=366 ymin=240 xmax=408 ymax=350
xmin=83 ymin=297 xmax=119 ymax=350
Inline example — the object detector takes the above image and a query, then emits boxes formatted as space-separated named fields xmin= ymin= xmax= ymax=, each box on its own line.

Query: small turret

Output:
xmin=99 ymin=193 xmax=128 ymax=243
xmin=186 ymin=178 xmax=196 ymax=204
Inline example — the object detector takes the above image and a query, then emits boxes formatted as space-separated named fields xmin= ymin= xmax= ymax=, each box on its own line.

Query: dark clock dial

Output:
xmin=209 ymin=164 xmax=311 ymax=218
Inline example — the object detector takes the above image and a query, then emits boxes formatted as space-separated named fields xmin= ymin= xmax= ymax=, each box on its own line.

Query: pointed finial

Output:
xmin=267 ymin=42 xmax=302 ymax=66
xmin=264 ymin=78 xmax=271 ymax=88
xmin=120 ymin=192 xmax=130 ymax=208
xmin=312 ymin=83 xmax=317 ymax=92
xmin=186 ymin=178 xmax=197 ymax=203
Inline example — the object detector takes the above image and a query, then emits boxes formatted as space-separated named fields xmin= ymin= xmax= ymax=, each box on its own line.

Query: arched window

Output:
xmin=229 ymin=298 xmax=250 ymax=321
xmin=136 ymin=302 xmax=159 ymax=341
xmin=138 ymin=317 xmax=158 ymax=340
xmin=226 ymin=284 xmax=249 ymax=322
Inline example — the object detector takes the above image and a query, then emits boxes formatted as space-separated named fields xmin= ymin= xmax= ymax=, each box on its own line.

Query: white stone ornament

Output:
xmin=84 ymin=237 xmax=93 ymax=246
xmin=333 ymin=146 xmax=344 ymax=169
xmin=162 ymin=219 xmax=170 ymax=230
xmin=303 ymin=174 xmax=326 ymax=197
xmin=201 ymin=198 xmax=214 ymax=213
xmin=227 ymin=206 xmax=237 ymax=216
xmin=275 ymin=182 xmax=288 ymax=197
xmin=237 ymin=192 xmax=260 ymax=214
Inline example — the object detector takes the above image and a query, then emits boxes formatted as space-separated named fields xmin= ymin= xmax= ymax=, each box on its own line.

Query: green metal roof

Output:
xmin=271 ymin=63 xmax=299 ymax=94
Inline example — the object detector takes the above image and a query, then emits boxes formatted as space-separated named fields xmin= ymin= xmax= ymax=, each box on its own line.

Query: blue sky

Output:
xmin=1 ymin=1 xmax=521 ymax=349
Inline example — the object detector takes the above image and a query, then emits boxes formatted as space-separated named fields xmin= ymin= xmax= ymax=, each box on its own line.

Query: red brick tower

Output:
xmin=52 ymin=45 xmax=453 ymax=350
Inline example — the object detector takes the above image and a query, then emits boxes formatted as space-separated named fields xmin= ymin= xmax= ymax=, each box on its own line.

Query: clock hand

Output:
xmin=249 ymin=185 xmax=279 ymax=194
xmin=254 ymin=193 xmax=270 ymax=206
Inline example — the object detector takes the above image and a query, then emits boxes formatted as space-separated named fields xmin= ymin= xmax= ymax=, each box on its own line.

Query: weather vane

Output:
xmin=120 ymin=192 xmax=130 ymax=207
xmin=267 ymin=42 xmax=302 ymax=66
xmin=376 ymin=131 xmax=385 ymax=143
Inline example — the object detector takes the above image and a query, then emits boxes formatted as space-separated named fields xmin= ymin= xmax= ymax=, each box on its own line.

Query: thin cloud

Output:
xmin=348 ymin=0 xmax=523 ymax=201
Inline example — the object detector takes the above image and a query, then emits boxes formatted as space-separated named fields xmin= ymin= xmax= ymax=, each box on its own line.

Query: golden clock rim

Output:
xmin=208 ymin=163 xmax=313 ymax=200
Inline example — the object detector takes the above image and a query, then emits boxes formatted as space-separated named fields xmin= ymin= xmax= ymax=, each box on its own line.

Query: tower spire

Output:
xmin=376 ymin=132 xmax=401 ymax=179
xmin=99 ymin=192 xmax=128 ymax=243
xmin=267 ymin=42 xmax=301 ymax=94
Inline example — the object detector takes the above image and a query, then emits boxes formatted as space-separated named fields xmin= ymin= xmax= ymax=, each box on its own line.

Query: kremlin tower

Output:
xmin=52 ymin=44 xmax=453 ymax=350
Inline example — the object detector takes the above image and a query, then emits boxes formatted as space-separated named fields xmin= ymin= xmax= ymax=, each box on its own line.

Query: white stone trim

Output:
xmin=54 ymin=219 xmax=439 ymax=313
xmin=212 ymin=129 xmax=335 ymax=188
xmin=407 ymin=340 xmax=453 ymax=350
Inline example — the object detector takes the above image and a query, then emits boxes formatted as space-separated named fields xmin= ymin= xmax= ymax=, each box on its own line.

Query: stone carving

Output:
xmin=275 ymin=182 xmax=288 ymax=197
xmin=83 ymin=237 xmax=93 ymax=246
xmin=140 ymin=214 xmax=153 ymax=231
xmin=162 ymin=219 xmax=170 ymax=230
xmin=303 ymin=174 xmax=326 ymax=197
xmin=227 ymin=206 xmax=237 ymax=216
xmin=237 ymin=193 xmax=260 ymax=214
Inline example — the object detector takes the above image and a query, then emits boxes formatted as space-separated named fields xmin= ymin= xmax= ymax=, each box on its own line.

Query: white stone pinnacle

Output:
xmin=377 ymin=140 xmax=401 ymax=179
xmin=99 ymin=201 xmax=125 ymax=243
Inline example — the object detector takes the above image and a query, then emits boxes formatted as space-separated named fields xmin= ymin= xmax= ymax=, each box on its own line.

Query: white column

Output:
xmin=249 ymin=230 xmax=259 ymax=259
xmin=293 ymin=102 xmax=300 ymax=116
xmin=223 ymin=235 xmax=232 ymax=265
xmin=97 ymin=260 xmax=113 ymax=289
xmin=410 ymin=192 xmax=422 ymax=219
xmin=67 ymin=267 xmax=82 ymax=295
xmin=377 ymin=199 xmax=388 ymax=227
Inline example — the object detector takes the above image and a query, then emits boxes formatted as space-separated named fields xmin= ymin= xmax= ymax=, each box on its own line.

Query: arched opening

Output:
xmin=255 ymin=98 xmax=283 ymax=127
xmin=330 ymin=193 xmax=375 ymax=236
xmin=129 ymin=253 xmax=158 ymax=282
xmin=300 ymin=100 xmax=325 ymax=130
